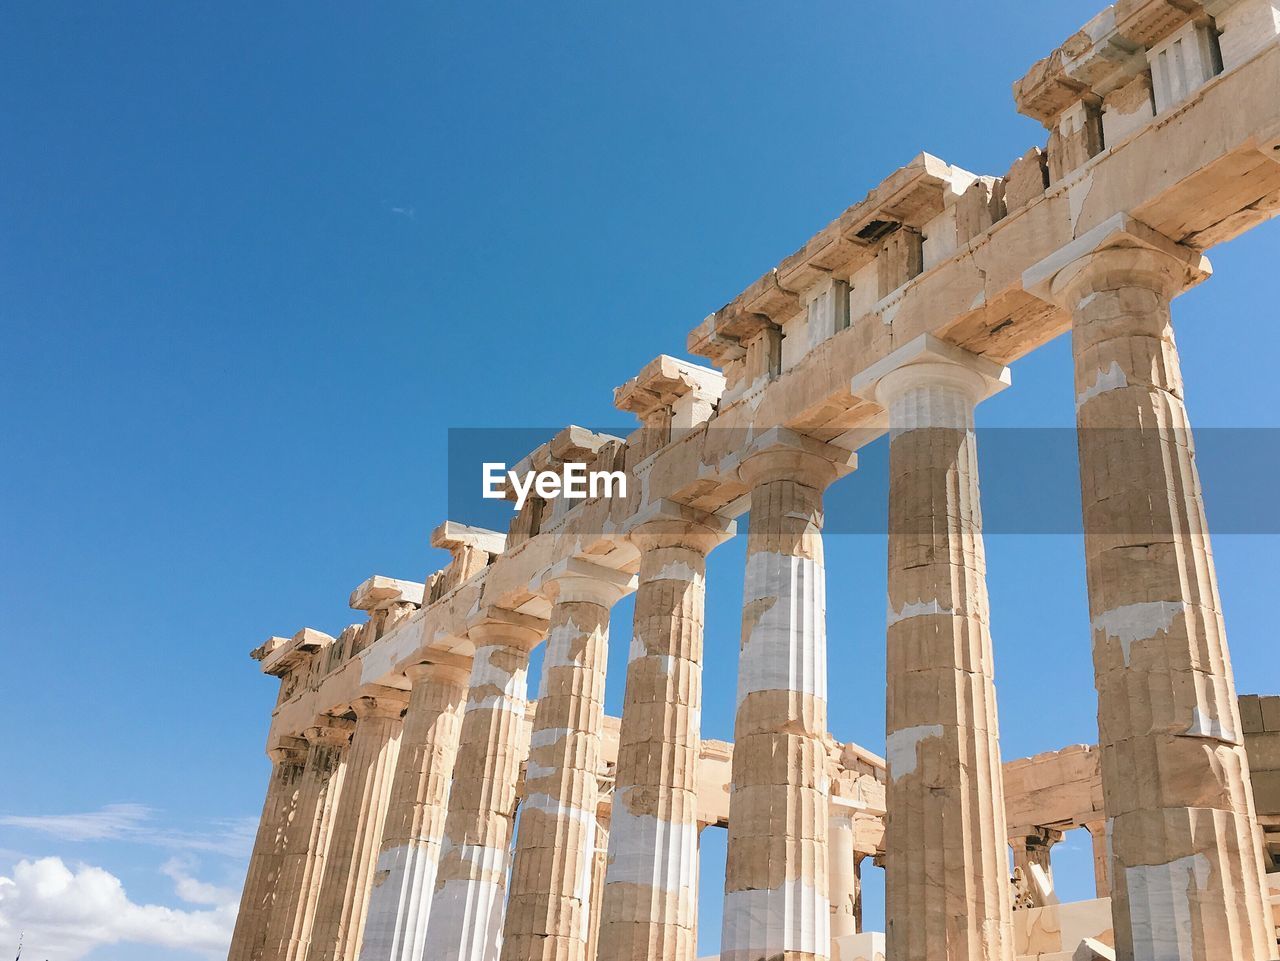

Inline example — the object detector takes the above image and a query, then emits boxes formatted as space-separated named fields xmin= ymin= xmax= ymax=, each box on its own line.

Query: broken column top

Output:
xmin=349 ymin=574 xmax=426 ymax=611
xmin=687 ymin=152 xmax=979 ymax=367
xmin=430 ymin=520 xmax=507 ymax=558
xmin=258 ymin=627 xmax=333 ymax=677
xmin=612 ymin=354 xmax=725 ymax=420
xmin=1013 ymin=0 xmax=1205 ymax=123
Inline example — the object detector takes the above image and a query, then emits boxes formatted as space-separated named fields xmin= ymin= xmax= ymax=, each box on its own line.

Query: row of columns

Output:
xmin=231 ymin=239 xmax=1273 ymax=961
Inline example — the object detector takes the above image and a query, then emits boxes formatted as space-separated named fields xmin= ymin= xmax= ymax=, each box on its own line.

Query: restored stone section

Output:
xmin=264 ymin=715 xmax=355 ymax=961
xmin=309 ymin=690 xmax=409 ymax=961
xmin=359 ymin=659 xmax=471 ymax=961
xmin=423 ymin=616 xmax=543 ymax=961
xmin=721 ymin=430 xmax=853 ymax=961
xmin=1046 ymin=235 xmax=1275 ymax=961
xmin=500 ymin=559 xmax=634 ymax=961
xmin=598 ymin=504 xmax=733 ymax=961
xmin=853 ymin=335 xmax=1015 ymax=961
xmin=228 ymin=736 xmax=307 ymax=961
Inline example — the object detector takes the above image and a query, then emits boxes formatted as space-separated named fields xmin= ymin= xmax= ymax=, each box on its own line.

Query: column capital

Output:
xmin=1022 ymin=212 xmax=1211 ymax=308
xmin=404 ymin=654 xmax=472 ymax=687
xmin=850 ymin=333 xmax=1010 ymax=412
xmin=465 ymin=607 xmax=548 ymax=652
xmin=623 ymin=498 xmax=736 ymax=555
xmin=538 ymin=557 xmax=636 ymax=607
xmin=304 ymin=714 xmax=356 ymax=747
xmin=736 ymin=426 xmax=857 ymax=490
xmin=267 ymin=735 xmax=309 ymax=766
xmin=350 ymin=686 xmax=410 ymax=720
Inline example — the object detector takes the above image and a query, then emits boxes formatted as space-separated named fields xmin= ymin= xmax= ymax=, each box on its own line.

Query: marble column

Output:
xmin=720 ymin=430 xmax=852 ymax=961
xmin=309 ymin=690 xmax=409 ymax=961
xmin=1083 ymin=818 xmax=1111 ymax=900
xmin=500 ymin=559 xmax=633 ymax=961
xmin=1048 ymin=237 xmax=1274 ymax=961
xmin=598 ymin=506 xmax=730 ymax=961
xmin=585 ymin=811 xmax=610 ymax=961
xmin=423 ymin=616 xmax=543 ymax=961
xmin=229 ymin=737 xmax=308 ymax=961
xmin=828 ymin=802 xmax=860 ymax=947
xmin=855 ymin=336 xmax=1015 ymax=961
xmin=264 ymin=716 xmax=355 ymax=961
xmin=359 ymin=659 xmax=471 ymax=961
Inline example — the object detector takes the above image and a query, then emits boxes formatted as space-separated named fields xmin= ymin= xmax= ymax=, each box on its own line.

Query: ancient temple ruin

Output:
xmin=228 ymin=2 xmax=1280 ymax=959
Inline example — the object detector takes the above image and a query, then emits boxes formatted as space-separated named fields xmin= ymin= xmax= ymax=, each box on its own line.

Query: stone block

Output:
xmin=1261 ymin=694 xmax=1280 ymax=732
xmin=1241 ymin=694 xmax=1266 ymax=734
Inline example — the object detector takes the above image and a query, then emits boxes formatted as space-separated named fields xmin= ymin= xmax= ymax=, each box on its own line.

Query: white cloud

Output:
xmin=160 ymin=858 xmax=238 ymax=908
xmin=0 ymin=806 xmax=256 ymax=860
xmin=0 ymin=857 xmax=237 ymax=961
xmin=0 ymin=804 xmax=152 ymax=842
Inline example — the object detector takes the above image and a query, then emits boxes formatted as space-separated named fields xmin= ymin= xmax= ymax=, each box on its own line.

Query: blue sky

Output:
xmin=2 ymin=2 xmax=1277 ymax=959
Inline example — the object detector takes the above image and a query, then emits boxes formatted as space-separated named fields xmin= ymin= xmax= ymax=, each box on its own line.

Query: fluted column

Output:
xmin=360 ymin=659 xmax=471 ymax=961
xmin=721 ymin=430 xmax=851 ymax=961
xmin=1083 ymin=818 xmax=1111 ymax=900
xmin=827 ymin=802 xmax=859 ymax=947
xmin=500 ymin=559 xmax=633 ymax=961
xmin=264 ymin=716 xmax=355 ymax=961
xmin=229 ymin=737 xmax=308 ymax=961
xmin=598 ymin=505 xmax=731 ymax=961
xmin=424 ymin=616 xmax=543 ymax=961
xmin=855 ymin=336 xmax=1014 ymax=961
xmin=309 ymin=690 xmax=409 ymax=961
xmin=1048 ymin=238 xmax=1274 ymax=961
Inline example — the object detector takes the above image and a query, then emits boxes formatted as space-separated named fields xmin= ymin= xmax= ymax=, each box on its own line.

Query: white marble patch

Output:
xmin=738 ymin=550 xmax=826 ymax=704
xmin=886 ymin=597 xmax=953 ymax=628
xmin=1126 ymin=853 xmax=1211 ymax=961
xmin=360 ymin=840 xmax=442 ymax=961
xmin=886 ymin=724 xmax=944 ymax=782
xmin=422 ymin=874 xmax=506 ymax=961
xmin=605 ymin=798 xmax=698 ymax=898
xmin=1092 ymin=601 xmax=1186 ymax=664
xmin=1076 ymin=360 xmax=1128 ymax=410
xmin=720 ymin=878 xmax=831 ymax=961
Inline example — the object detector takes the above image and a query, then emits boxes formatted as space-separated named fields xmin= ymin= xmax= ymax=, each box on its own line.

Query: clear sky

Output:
xmin=2 ymin=2 xmax=1277 ymax=959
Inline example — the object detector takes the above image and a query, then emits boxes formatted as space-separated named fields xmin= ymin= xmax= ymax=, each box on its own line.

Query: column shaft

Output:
xmin=1084 ymin=819 xmax=1111 ymax=901
xmin=828 ymin=809 xmax=859 ymax=946
xmin=264 ymin=718 xmax=355 ymax=961
xmin=424 ymin=626 xmax=537 ymax=961
xmin=309 ymin=692 xmax=408 ymax=961
xmin=1056 ymin=246 xmax=1274 ymax=961
xmin=359 ymin=662 xmax=470 ymax=961
xmin=229 ymin=741 xmax=307 ymax=961
xmin=599 ymin=519 xmax=721 ymax=961
xmin=722 ymin=449 xmax=833 ymax=961
xmin=880 ymin=363 xmax=1013 ymax=961
xmin=500 ymin=570 xmax=625 ymax=961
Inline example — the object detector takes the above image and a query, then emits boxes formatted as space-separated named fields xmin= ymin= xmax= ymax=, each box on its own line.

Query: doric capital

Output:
xmin=404 ymin=654 xmax=472 ymax=688
xmin=267 ymin=735 xmax=309 ymax=766
xmin=465 ymin=607 xmax=548 ymax=653
xmin=623 ymin=499 xmax=736 ymax=556
xmin=350 ymin=687 xmax=410 ymax=720
xmin=304 ymin=714 xmax=356 ymax=748
xmin=1023 ymin=213 xmax=1211 ymax=309
xmin=850 ymin=334 xmax=1010 ymax=415
xmin=735 ymin=427 xmax=858 ymax=491
xmin=538 ymin=557 xmax=636 ymax=608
